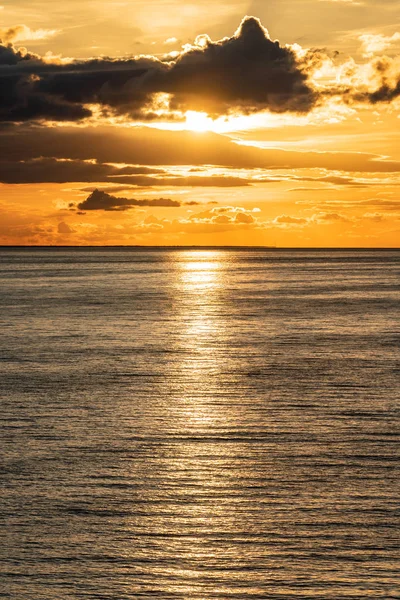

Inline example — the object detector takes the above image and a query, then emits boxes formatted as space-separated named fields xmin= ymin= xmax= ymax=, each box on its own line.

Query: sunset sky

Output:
xmin=1 ymin=0 xmax=399 ymax=246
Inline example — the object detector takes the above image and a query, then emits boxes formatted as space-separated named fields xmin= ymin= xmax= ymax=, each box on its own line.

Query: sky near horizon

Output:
xmin=0 ymin=0 xmax=399 ymax=246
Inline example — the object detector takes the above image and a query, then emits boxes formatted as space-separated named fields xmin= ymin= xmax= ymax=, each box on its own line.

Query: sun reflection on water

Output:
xmin=177 ymin=251 xmax=224 ymax=338
xmin=142 ymin=249 xmax=250 ymax=596
xmin=179 ymin=251 xmax=222 ymax=290
xmin=171 ymin=250 xmax=228 ymax=425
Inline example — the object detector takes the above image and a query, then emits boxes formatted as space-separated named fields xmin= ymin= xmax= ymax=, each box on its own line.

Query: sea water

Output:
xmin=1 ymin=248 xmax=399 ymax=599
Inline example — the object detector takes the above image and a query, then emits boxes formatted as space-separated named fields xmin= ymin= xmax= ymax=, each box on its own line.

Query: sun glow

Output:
xmin=184 ymin=111 xmax=214 ymax=132
xmin=144 ymin=108 xmax=261 ymax=134
xmin=182 ymin=110 xmax=257 ymax=133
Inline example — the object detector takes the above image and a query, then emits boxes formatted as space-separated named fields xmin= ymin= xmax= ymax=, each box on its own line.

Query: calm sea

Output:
xmin=1 ymin=248 xmax=399 ymax=599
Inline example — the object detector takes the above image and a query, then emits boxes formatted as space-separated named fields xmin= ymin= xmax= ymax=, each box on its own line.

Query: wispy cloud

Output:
xmin=359 ymin=32 xmax=400 ymax=57
xmin=0 ymin=24 xmax=59 ymax=44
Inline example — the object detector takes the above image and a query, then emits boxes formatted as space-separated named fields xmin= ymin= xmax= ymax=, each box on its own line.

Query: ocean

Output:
xmin=1 ymin=248 xmax=399 ymax=599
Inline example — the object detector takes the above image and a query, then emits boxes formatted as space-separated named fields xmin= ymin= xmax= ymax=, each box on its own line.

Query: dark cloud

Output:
xmin=0 ymin=44 xmax=35 ymax=65
xmin=77 ymin=189 xmax=181 ymax=211
xmin=0 ymin=39 xmax=163 ymax=122
xmin=0 ymin=157 xmax=163 ymax=183
xmin=0 ymin=17 xmax=316 ymax=123
xmin=362 ymin=58 xmax=400 ymax=104
xmin=330 ymin=57 xmax=400 ymax=106
xmin=2 ymin=16 xmax=400 ymax=125
xmin=0 ymin=45 xmax=92 ymax=121
xmin=0 ymin=156 xmax=252 ymax=185
xmin=355 ymin=80 xmax=400 ymax=105
xmin=1 ymin=126 xmax=400 ymax=174
xmin=0 ymin=157 xmax=117 ymax=183
xmin=158 ymin=16 xmax=316 ymax=116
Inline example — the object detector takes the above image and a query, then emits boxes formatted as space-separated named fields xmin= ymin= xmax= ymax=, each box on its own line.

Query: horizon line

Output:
xmin=0 ymin=245 xmax=398 ymax=251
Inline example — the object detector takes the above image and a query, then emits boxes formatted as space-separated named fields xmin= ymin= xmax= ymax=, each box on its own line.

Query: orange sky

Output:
xmin=0 ymin=2 xmax=399 ymax=246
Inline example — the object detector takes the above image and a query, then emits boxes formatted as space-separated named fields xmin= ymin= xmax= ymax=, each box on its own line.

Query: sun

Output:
xmin=148 ymin=109 xmax=253 ymax=134
xmin=184 ymin=110 xmax=214 ymax=132
xmin=183 ymin=110 xmax=256 ymax=134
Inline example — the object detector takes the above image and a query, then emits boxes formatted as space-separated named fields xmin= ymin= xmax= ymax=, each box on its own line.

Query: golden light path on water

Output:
xmin=178 ymin=250 xmax=222 ymax=338
xmin=156 ymin=251 xmax=249 ymax=597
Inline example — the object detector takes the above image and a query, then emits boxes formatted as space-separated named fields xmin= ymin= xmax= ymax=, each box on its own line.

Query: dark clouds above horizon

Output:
xmin=0 ymin=17 xmax=317 ymax=123
xmin=1 ymin=127 xmax=400 ymax=184
xmin=0 ymin=6 xmax=399 ymax=248
xmin=0 ymin=156 xmax=253 ymax=186
xmin=1 ymin=15 xmax=400 ymax=126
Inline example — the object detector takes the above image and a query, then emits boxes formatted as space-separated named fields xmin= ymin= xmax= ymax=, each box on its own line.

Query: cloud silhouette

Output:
xmin=154 ymin=16 xmax=316 ymax=116
xmin=0 ymin=17 xmax=317 ymax=123
xmin=0 ymin=156 xmax=253 ymax=185
xmin=2 ymin=16 xmax=400 ymax=124
xmin=1 ymin=126 xmax=400 ymax=173
xmin=0 ymin=157 xmax=164 ymax=183
xmin=77 ymin=189 xmax=181 ymax=211
xmin=355 ymin=79 xmax=400 ymax=104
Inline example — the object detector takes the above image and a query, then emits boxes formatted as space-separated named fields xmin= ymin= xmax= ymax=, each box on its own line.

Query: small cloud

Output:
xmin=58 ymin=222 xmax=74 ymax=234
xmin=235 ymin=212 xmax=255 ymax=224
xmin=362 ymin=212 xmax=386 ymax=222
xmin=164 ymin=37 xmax=179 ymax=45
xmin=359 ymin=32 xmax=400 ymax=57
xmin=0 ymin=24 xmax=59 ymax=44
xmin=315 ymin=212 xmax=352 ymax=223
xmin=77 ymin=189 xmax=181 ymax=211
xmin=213 ymin=215 xmax=231 ymax=224
xmin=274 ymin=215 xmax=308 ymax=225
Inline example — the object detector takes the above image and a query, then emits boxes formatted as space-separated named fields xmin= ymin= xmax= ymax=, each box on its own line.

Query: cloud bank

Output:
xmin=0 ymin=16 xmax=317 ymax=123
xmin=1 ymin=15 xmax=400 ymax=125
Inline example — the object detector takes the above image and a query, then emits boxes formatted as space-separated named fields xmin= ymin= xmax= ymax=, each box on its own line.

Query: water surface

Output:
xmin=1 ymin=249 xmax=399 ymax=599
